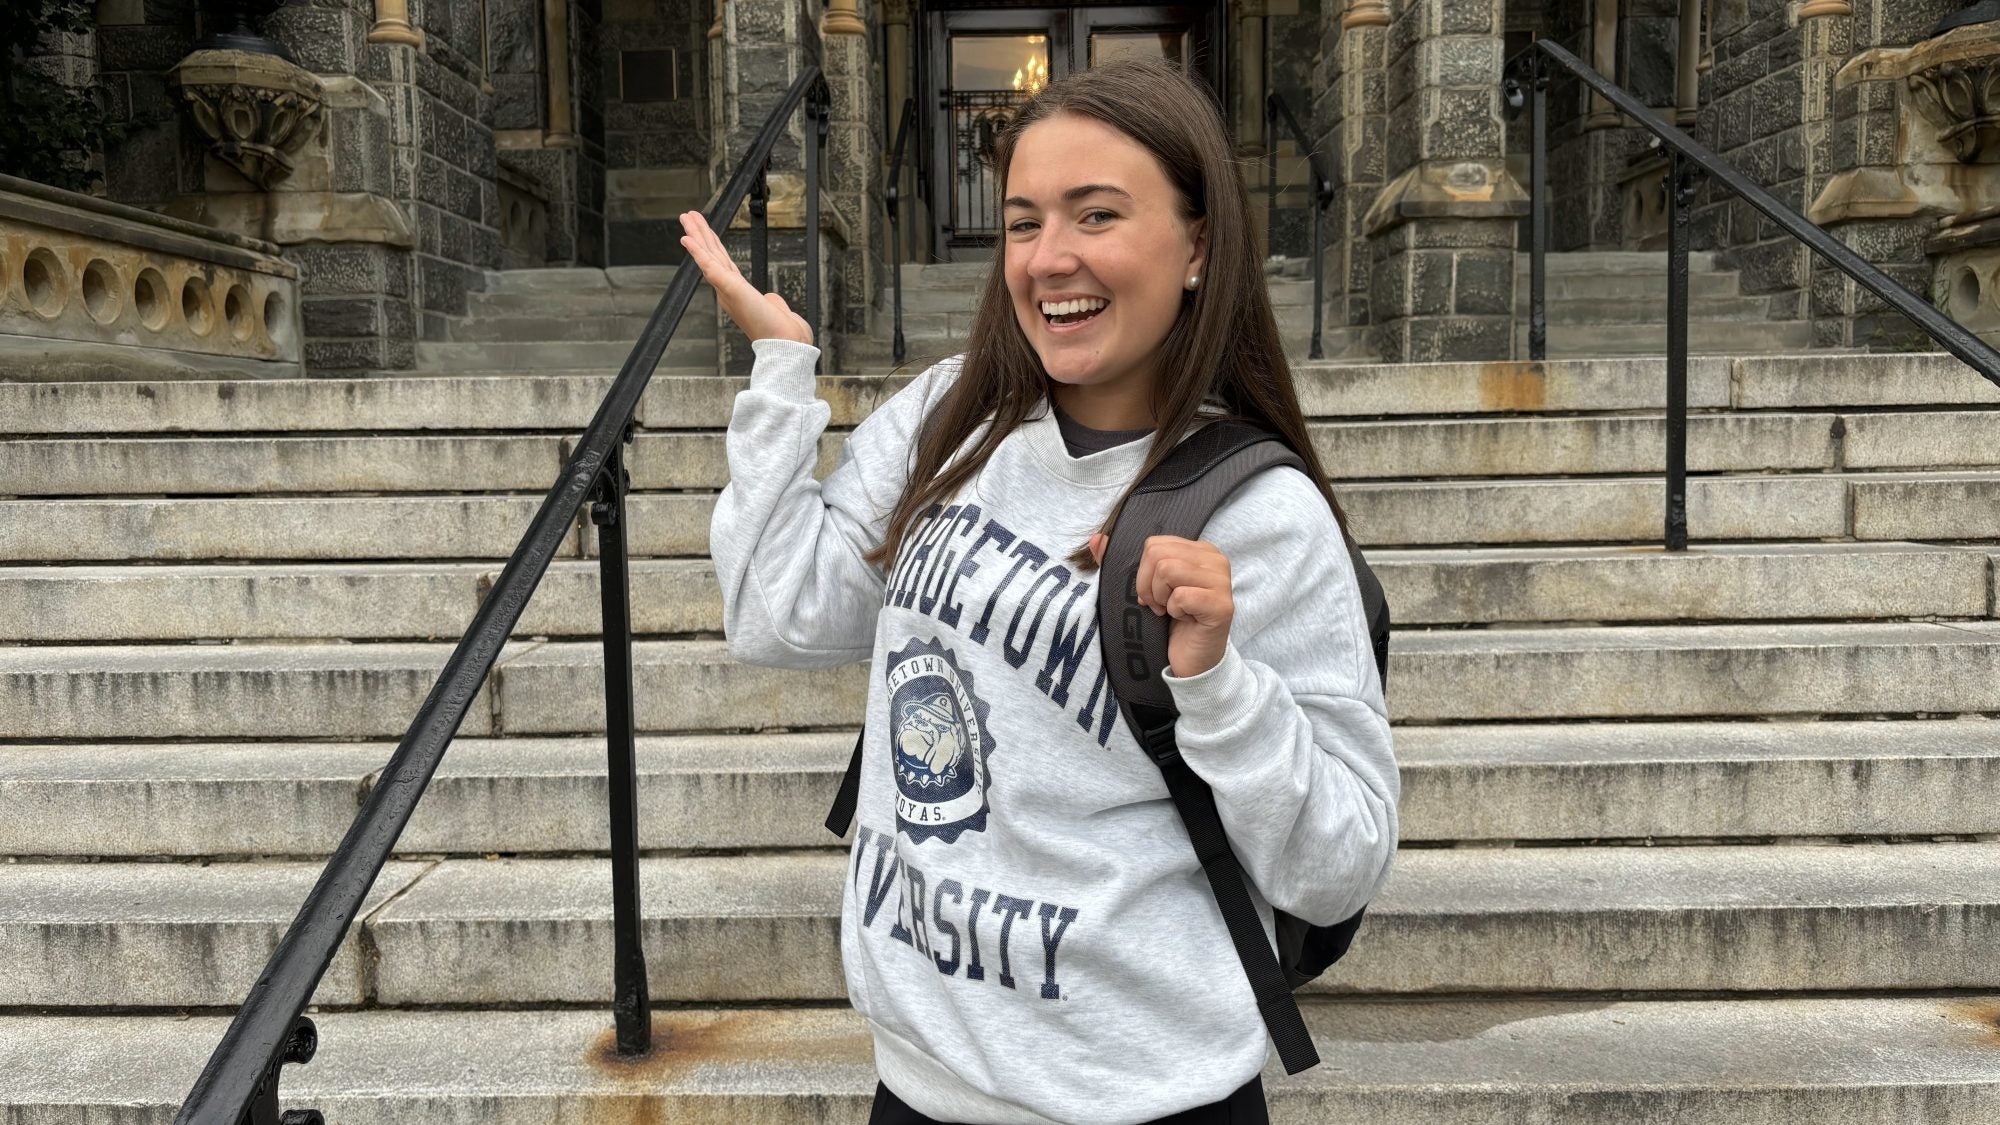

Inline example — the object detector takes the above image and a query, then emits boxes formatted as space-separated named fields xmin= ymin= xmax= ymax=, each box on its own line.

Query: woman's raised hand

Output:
xmin=678 ymin=210 xmax=814 ymax=346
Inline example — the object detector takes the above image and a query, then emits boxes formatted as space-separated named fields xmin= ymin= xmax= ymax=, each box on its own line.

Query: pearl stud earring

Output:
xmin=1186 ymin=275 xmax=1200 ymax=289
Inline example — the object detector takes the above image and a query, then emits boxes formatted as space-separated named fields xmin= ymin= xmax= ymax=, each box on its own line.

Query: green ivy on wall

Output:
xmin=0 ymin=0 xmax=116 ymax=193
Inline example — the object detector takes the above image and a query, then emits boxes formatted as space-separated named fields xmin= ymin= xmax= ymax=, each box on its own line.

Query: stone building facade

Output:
xmin=18 ymin=0 xmax=1999 ymax=369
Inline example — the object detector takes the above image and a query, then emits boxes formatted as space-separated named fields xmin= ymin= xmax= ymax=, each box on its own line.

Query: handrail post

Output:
xmin=1665 ymin=150 xmax=1695 ymax=552
xmin=591 ymin=430 xmax=651 ymax=1055
xmin=804 ymin=82 xmax=827 ymax=366
xmin=750 ymin=163 xmax=770 ymax=293
xmin=1529 ymin=54 xmax=1549 ymax=362
xmin=887 ymin=98 xmax=913 ymax=365
xmin=1309 ymin=170 xmax=1325 ymax=360
xmin=1265 ymin=96 xmax=1278 ymax=260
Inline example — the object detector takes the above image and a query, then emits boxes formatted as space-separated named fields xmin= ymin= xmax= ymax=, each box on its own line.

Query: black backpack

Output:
xmin=824 ymin=417 xmax=1391 ymax=1076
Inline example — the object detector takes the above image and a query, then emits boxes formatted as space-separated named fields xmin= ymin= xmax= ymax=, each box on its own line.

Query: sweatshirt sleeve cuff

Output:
xmin=1160 ymin=640 xmax=1259 ymax=734
xmin=748 ymin=337 xmax=822 ymax=399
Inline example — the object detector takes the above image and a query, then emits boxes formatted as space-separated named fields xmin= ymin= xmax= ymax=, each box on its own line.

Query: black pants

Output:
xmin=867 ymin=1075 xmax=1268 ymax=1125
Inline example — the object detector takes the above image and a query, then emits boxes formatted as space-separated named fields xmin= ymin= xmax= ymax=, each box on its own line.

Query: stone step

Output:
xmin=1510 ymin=295 xmax=1774 ymax=325
xmin=5 ymin=470 xmax=1991 ymax=561
xmin=6 ymin=843 xmax=1996 ymax=1008
xmin=1514 ymin=269 xmax=1743 ymax=300
xmin=445 ymin=312 xmax=720 ymax=344
xmin=1515 ymin=318 xmax=1816 ymax=357
xmin=1517 ymin=250 xmax=1725 ymax=275
xmin=1294 ymin=352 xmax=2000 ymax=414
xmin=0 ymin=494 xmax=574 ymax=562
xmin=415 ymin=340 xmax=716 ymax=371
xmin=14 ymin=622 xmax=1997 ymax=739
xmin=480 ymin=265 xmax=686 ymax=294
xmin=465 ymin=286 xmax=717 ymax=318
xmin=0 ymin=374 xmax=623 ymax=435
xmin=1379 ymin=541 xmax=1996 ymax=625
xmin=5 ymin=544 xmax=1984 ymax=643
xmin=1735 ymin=351 xmax=2000 ymax=408
xmin=14 ymin=997 xmax=2000 ymax=1123
xmin=0 ymin=559 xmax=715 ymax=642
xmin=21 ymin=408 xmax=2000 ymax=495
xmin=1337 ymin=470 xmax=2000 ymax=546
xmin=358 ymin=844 xmax=2000 ymax=1003
xmin=0 ymin=859 xmax=430 ymax=1007
xmin=7 ymin=718 xmax=1997 ymax=858
xmin=7 ymin=356 xmax=1993 ymax=438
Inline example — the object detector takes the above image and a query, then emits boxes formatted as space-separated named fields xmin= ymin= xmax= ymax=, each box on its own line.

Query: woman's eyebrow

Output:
xmin=1002 ymin=184 xmax=1134 ymax=210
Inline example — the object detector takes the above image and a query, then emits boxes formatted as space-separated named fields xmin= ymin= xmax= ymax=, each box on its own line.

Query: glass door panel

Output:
xmin=939 ymin=13 xmax=1066 ymax=247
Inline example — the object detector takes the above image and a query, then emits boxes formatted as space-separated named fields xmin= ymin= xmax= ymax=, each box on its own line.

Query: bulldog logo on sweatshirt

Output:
xmin=886 ymin=636 xmax=995 ymax=844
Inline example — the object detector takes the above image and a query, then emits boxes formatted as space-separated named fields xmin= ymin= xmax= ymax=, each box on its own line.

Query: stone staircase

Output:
xmin=1519 ymin=251 xmax=1816 ymax=359
xmin=417 ymin=264 xmax=721 ymax=374
xmin=8 ymin=268 xmax=2000 ymax=1118
xmin=849 ymin=252 xmax=1817 ymax=370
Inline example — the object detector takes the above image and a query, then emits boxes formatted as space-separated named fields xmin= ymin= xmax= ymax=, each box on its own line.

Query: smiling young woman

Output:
xmin=690 ymin=58 xmax=1397 ymax=1125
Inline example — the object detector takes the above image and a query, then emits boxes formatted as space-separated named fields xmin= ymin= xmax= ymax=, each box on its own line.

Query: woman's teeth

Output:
xmin=1041 ymin=297 xmax=1108 ymax=324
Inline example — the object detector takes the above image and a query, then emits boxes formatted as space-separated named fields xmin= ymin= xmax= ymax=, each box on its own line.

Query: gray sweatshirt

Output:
xmin=710 ymin=338 xmax=1399 ymax=1124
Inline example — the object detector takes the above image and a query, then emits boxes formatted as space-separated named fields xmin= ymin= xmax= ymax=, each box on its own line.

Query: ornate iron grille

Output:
xmin=949 ymin=89 xmax=1032 ymax=239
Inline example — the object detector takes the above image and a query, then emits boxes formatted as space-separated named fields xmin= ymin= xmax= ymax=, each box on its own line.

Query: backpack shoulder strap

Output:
xmin=1096 ymin=419 xmax=1321 ymax=1075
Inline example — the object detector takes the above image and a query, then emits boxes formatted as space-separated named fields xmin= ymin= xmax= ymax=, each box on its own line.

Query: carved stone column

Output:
xmin=1585 ymin=0 xmax=1620 ymax=130
xmin=543 ymin=0 xmax=576 ymax=146
xmin=1676 ymin=0 xmax=1700 ymax=125
xmin=368 ymin=0 xmax=424 ymax=46
xmin=1363 ymin=0 xmax=1526 ymax=361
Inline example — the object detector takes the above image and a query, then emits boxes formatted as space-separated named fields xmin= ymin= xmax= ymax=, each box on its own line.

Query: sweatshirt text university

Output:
xmin=710 ymin=337 xmax=1399 ymax=1125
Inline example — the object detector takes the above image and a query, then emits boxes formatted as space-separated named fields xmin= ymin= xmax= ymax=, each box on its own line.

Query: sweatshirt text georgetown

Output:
xmin=709 ymin=338 xmax=1399 ymax=1124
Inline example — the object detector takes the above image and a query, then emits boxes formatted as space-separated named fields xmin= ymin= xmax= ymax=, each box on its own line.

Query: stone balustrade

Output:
xmin=0 ymin=173 xmax=300 ymax=381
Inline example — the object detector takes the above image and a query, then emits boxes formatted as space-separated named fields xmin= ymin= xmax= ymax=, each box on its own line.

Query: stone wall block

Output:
xmin=282 ymin=242 xmax=406 ymax=299
xmin=1437 ymin=0 xmax=1497 ymax=36
xmin=1453 ymin=250 xmax=1513 ymax=316
xmin=1420 ymin=35 xmax=1500 ymax=90
xmin=303 ymin=295 xmax=388 ymax=337
xmin=1877 ymin=1 xmax=1963 ymax=47
xmin=1752 ymin=70 xmax=1806 ymax=140
xmin=1424 ymin=89 xmax=1502 ymax=161
xmin=1409 ymin=250 xmax=1453 ymax=316
xmin=420 ymin=257 xmax=477 ymax=317
xmin=1404 ymin=315 xmax=1512 ymax=362
xmin=97 ymin=25 xmax=188 ymax=72
xmin=1371 ymin=253 xmax=1411 ymax=316
xmin=1733 ymin=240 xmax=1810 ymax=295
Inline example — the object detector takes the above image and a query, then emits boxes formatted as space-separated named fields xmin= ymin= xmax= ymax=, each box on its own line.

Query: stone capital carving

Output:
xmin=1840 ymin=21 xmax=2000 ymax=164
xmin=170 ymin=49 xmax=326 ymax=191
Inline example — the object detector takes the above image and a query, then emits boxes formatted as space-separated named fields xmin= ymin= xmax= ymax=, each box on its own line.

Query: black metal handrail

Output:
xmin=1504 ymin=37 xmax=2000 ymax=552
xmin=174 ymin=65 xmax=832 ymax=1125
xmin=1265 ymin=91 xmax=1334 ymax=360
xmin=885 ymin=95 xmax=916 ymax=364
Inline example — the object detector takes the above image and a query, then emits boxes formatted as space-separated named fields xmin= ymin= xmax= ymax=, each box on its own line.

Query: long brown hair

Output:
xmin=859 ymin=58 xmax=1346 ymax=576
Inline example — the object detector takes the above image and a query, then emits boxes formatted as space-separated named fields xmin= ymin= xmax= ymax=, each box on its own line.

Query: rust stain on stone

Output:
xmin=1942 ymin=998 xmax=2000 ymax=1043
xmin=1477 ymin=361 xmax=1549 ymax=413
xmin=585 ymin=1011 xmax=871 ymax=1087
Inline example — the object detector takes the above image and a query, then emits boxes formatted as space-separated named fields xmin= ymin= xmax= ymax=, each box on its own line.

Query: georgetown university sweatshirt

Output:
xmin=710 ymin=338 xmax=1399 ymax=1124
